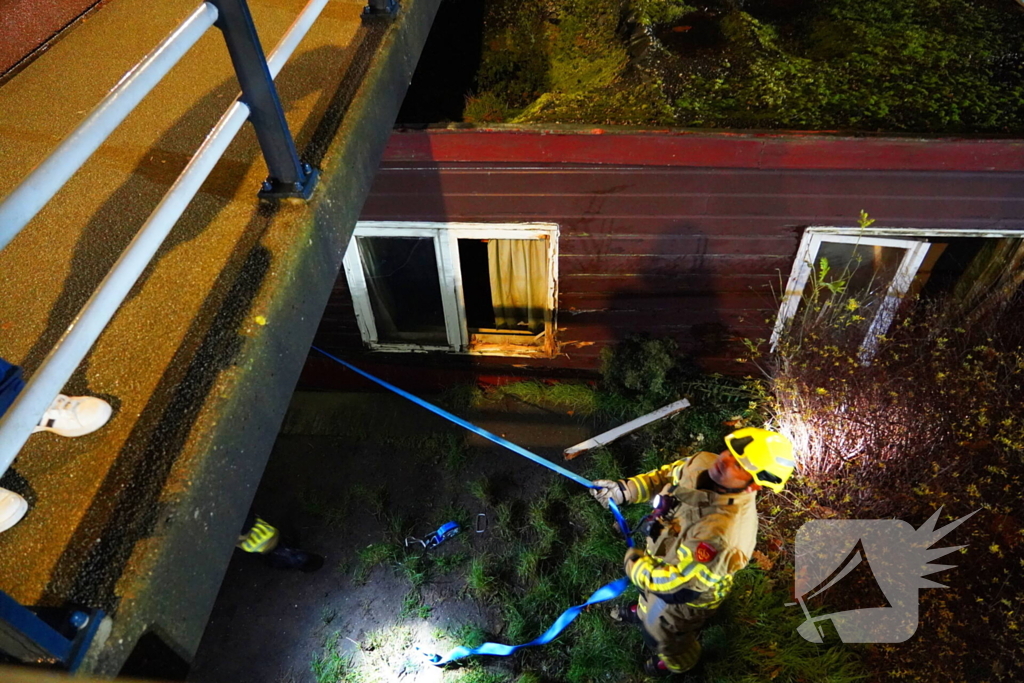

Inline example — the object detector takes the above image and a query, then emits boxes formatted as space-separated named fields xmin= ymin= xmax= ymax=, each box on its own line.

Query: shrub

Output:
xmin=599 ymin=334 xmax=681 ymax=406
xmin=466 ymin=0 xmax=1024 ymax=133
xmin=762 ymin=267 xmax=1024 ymax=682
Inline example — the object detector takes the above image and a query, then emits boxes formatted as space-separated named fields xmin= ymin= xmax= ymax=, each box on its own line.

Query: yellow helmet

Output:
xmin=724 ymin=427 xmax=796 ymax=493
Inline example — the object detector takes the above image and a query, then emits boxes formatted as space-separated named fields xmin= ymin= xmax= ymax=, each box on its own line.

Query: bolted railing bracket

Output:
xmin=0 ymin=590 xmax=106 ymax=672
xmin=362 ymin=0 xmax=399 ymax=22
xmin=258 ymin=164 xmax=320 ymax=200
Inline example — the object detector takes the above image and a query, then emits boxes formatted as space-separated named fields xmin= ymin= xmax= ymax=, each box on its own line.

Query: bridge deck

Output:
xmin=0 ymin=0 xmax=437 ymax=672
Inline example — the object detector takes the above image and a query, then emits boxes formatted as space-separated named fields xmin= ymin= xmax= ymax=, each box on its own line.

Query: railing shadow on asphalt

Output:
xmin=6 ymin=26 xmax=387 ymax=612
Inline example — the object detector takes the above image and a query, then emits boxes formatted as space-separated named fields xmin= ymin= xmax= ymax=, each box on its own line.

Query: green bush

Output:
xmin=765 ymin=273 xmax=1024 ymax=681
xmin=599 ymin=334 xmax=680 ymax=406
xmin=466 ymin=0 xmax=1024 ymax=132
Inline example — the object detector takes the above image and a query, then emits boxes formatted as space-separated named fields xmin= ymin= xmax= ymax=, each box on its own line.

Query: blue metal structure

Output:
xmin=209 ymin=0 xmax=319 ymax=198
xmin=0 ymin=591 xmax=105 ymax=672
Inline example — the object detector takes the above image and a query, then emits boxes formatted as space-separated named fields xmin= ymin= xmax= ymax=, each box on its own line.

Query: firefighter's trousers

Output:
xmin=638 ymin=592 xmax=712 ymax=673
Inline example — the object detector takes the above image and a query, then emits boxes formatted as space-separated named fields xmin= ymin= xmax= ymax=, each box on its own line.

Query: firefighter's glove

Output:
xmin=591 ymin=480 xmax=628 ymax=509
xmin=623 ymin=547 xmax=645 ymax=576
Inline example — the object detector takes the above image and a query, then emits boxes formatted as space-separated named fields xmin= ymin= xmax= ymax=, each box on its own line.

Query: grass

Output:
xmin=419 ymin=430 xmax=470 ymax=474
xmin=383 ymin=511 xmax=412 ymax=544
xmin=466 ymin=554 xmax=500 ymax=601
xmin=435 ymin=551 xmax=469 ymax=574
xmin=300 ymin=486 xmax=350 ymax=528
xmin=514 ymin=546 xmax=544 ymax=583
xmin=399 ymin=589 xmax=433 ymax=620
xmin=472 ymin=378 xmax=641 ymax=424
xmin=581 ymin=446 xmax=625 ymax=482
xmin=467 ymin=476 xmax=497 ymax=507
xmin=493 ymin=500 xmax=521 ymax=542
xmin=310 ymin=343 xmax=881 ymax=681
xmin=486 ymin=380 xmax=604 ymax=416
xmin=353 ymin=542 xmax=399 ymax=585
xmin=311 ymin=632 xmax=358 ymax=683
xmin=352 ymin=484 xmax=389 ymax=521
xmin=397 ymin=552 xmax=430 ymax=588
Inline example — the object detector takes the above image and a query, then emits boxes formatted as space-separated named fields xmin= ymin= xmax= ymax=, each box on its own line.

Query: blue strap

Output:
xmin=606 ymin=500 xmax=632 ymax=548
xmin=311 ymin=347 xmax=594 ymax=488
xmin=419 ymin=577 xmax=631 ymax=665
xmin=310 ymin=348 xmax=636 ymax=663
xmin=311 ymin=347 xmax=633 ymax=545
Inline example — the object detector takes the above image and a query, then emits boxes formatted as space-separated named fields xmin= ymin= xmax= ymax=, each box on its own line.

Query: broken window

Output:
xmin=344 ymin=222 xmax=558 ymax=356
xmin=773 ymin=228 xmax=1024 ymax=360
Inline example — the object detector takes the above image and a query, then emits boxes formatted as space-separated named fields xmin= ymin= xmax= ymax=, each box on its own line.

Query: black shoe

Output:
xmin=265 ymin=546 xmax=325 ymax=572
xmin=610 ymin=603 xmax=641 ymax=624
xmin=644 ymin=657 xmax=671 ymax=677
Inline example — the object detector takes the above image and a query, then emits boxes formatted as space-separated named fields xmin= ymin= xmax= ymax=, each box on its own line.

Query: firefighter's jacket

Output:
xmin=624 ymin=451 xmax=758 ymax=609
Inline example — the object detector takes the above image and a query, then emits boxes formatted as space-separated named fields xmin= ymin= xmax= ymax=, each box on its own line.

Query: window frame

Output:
xmin=772 ymin=226 xmax=1024 ymax=359
xmin=343 ymin=221 xmax=559 ymax=356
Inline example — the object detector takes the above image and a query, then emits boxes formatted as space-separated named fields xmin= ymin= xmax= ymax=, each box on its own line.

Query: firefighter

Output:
xmin=237 ymin=510 xmax=324 ymax=572
xmin=591 ymin=427 xmax=795 ymax=676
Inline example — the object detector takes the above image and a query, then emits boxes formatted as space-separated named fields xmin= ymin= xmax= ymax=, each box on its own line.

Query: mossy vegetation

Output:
xmin=464 ymin=0 xmax=1024 ymax=132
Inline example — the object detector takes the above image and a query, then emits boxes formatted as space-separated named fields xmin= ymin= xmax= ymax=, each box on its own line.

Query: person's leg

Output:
xmin=1 ymin=356 xmax=112 ymax=436
xmin=264 ymin=545 xmax=324 ymax=572
xmin=0 ymin=357 xmax=26 ymax=418
xmin=0 ymin=487 xmax=29 ymax=533
xmin=237 ymin=512 xmax=324 ymax=572
xmin=0 ymin=358 xmax=29 ymax=532
xmin=0 ymin=357 xmax=115 ymax=534
xmin=639 ymin=595 xmax=707 ymax=674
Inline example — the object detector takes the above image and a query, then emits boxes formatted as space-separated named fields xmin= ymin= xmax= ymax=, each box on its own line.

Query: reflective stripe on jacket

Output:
xmin=237 ymin=517 xmax=280 ymax=554
xmin=626 ymin=451 xmax=758 ymax=609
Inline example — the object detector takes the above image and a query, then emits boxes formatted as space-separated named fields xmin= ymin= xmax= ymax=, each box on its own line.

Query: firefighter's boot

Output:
xmin=265 ymin=545 xmax=324 ymax=572
xmin=644 ymin=656 xmax=672 ymax=676
xmin=610 ymin=603 xmax=641 ymax=624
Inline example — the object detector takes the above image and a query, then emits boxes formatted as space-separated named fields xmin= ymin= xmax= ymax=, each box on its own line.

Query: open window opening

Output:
xmin=773 ymin=228 xmax=1024 ymax=359
xmin=344 ymin=222 xmax=558 ymax=357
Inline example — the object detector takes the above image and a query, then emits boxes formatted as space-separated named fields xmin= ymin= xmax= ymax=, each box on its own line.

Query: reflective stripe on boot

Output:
xmin=237 ymin=518 xmax=280 ymax=553
xmin=660 ymin=638 xmax=701 ymax=673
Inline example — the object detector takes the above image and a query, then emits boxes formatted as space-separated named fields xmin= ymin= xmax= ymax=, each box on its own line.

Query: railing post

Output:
xmin=208 ymin=0 xmax=319 ymax=199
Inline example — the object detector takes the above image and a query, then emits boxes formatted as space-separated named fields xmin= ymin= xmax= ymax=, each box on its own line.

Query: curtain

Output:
xmin=487 ymin=239 xmax=548 ymax=334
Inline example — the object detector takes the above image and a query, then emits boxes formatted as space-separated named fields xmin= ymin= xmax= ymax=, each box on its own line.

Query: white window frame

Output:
xmin=343 ymin=221 xmax=559 ymax=356
xmin=772 ymin=227 xmax=1024 ymax=360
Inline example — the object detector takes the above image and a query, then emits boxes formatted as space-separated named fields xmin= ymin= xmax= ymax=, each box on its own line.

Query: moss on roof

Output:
xmin=464 ymin=0 xmax=1024 ymax=133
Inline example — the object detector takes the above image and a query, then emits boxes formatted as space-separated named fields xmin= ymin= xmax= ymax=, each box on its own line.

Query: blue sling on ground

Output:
xmin=419 ymin=577 xmax=631 ymax=665
xmin=311 ymin=347 xmax=633 ymax=665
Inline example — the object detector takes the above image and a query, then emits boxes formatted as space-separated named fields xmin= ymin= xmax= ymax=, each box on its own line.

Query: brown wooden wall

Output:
xmin=304 ymin=129 xmax=1024 ymax=390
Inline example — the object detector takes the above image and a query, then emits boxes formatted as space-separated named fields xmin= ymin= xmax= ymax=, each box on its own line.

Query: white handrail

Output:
xmin=0 ymin=0 xmax=332 ymax=478
xmin=0 ymin=3 xmax=220 ymax=252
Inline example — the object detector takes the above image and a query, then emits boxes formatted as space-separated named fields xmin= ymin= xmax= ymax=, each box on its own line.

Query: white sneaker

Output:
xmin=32 ymin=394 xmax=113 ymax=437
xmin=0 ymin=487 xmax=28 ymax=532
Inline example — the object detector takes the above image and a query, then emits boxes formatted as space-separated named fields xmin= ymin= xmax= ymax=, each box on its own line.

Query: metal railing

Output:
xmin=0 ymin=0 xmax=386 ymax=503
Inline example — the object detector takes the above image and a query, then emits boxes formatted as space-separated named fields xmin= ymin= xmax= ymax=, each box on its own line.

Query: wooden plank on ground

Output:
xmin=563 ymin=398 xmax=691 ymax=460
